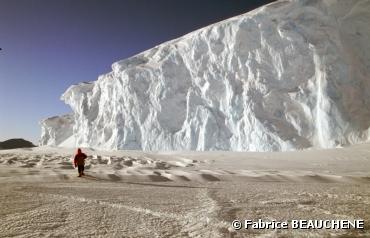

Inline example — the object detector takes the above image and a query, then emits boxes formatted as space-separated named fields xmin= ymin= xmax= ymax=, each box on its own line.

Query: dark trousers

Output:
xmin=78 ymin=165 xmax=84 ymax=174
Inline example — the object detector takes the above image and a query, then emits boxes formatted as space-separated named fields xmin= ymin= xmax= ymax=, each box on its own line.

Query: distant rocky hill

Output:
xmin=0 ymin=139 xmax=36 ymax=150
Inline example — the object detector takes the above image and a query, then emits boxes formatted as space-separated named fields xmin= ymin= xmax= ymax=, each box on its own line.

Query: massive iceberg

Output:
xmin=40 ymin=0 xmax=370 ymax=151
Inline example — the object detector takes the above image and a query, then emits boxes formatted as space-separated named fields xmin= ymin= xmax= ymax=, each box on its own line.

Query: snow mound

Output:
xmin=40 ymin=0 xmax=370 ymax=151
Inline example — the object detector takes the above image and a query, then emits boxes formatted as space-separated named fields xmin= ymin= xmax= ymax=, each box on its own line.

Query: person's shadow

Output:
xmin=82 ymin=174 xmax=101 ymax=181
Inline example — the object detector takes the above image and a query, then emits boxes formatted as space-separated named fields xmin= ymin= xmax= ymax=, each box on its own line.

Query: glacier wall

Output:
xmin=40 ymin=114 xmax=74 ymax=147
xmin=40 ymin=0 xmax=370 ymax=151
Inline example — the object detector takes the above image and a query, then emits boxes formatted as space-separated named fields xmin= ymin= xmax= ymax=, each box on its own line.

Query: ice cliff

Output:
xmin=40 ymin=0 xmax=370 ymax=151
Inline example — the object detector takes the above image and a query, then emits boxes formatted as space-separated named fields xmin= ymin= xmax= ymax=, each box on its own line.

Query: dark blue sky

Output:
xmin=0 ymin=0 xmax=275 ymax=143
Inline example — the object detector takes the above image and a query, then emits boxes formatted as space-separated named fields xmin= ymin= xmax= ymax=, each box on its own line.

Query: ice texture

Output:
xmin=40 ymin=114 xmax=74 ymax=147
xmin=40 ymin=0 xmax=370 ymax=151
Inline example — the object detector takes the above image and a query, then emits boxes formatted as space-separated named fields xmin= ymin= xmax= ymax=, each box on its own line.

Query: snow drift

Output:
xmin=40 ymin=0 xmax=370 ymax=151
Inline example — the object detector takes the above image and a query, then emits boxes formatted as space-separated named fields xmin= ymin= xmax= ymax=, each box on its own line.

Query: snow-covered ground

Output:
xmin=1 ymin=144 xmax=370 ymax=237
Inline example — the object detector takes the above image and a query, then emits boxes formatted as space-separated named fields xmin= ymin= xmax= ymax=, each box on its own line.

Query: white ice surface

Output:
xmin=1 ymin=144 xmax=370 ymax=237
xmin=40 ymin=0 xmax=370 ymax=151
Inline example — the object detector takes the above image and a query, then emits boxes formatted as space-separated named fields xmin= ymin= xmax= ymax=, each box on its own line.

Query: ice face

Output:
xmin=40 ymin=0 xmax=370 ymax=151
xmin=40 ymin=114 xmax=75 ymax=147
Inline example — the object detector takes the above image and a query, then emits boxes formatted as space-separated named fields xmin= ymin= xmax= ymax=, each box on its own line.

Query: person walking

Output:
xmin=74 ymin=148 xmax=87 ymax=177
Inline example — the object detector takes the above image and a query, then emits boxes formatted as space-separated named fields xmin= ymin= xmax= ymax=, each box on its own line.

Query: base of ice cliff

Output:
xmin=40 ymin=0 xmax=370 ymax=151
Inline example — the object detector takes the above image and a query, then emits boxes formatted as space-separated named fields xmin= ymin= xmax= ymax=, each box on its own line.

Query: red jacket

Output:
xmin=74 ymin=149 xmax=87 ymax=166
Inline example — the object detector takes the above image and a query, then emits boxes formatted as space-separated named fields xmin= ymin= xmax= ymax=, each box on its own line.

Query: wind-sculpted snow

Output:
xmin=40 ymin=0 xmax=370 ymax=151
